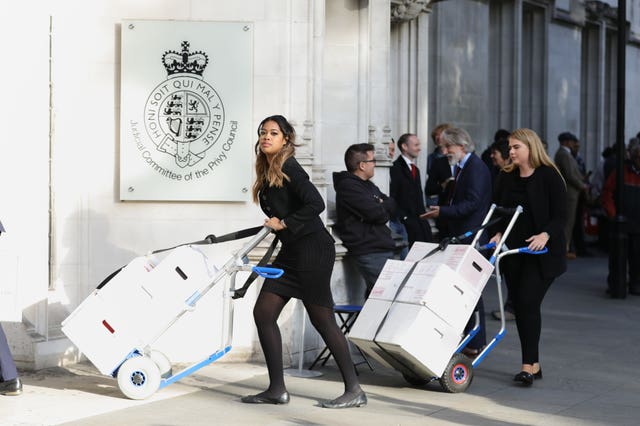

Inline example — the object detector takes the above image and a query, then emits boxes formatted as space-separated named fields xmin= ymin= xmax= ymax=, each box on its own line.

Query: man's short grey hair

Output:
xmin=440 ymin=127 xmax=475 ymax=152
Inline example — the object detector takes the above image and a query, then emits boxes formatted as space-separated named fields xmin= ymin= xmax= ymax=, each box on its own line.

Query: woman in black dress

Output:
xmin=490 ymin=128 xmax=567 ymax=386
xmin=241 ymin=115 xmax=366 ymax=408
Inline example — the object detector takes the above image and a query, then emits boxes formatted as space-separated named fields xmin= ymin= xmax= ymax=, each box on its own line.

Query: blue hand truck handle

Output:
xmin=478 ymin=241 xmax=496 ymax=251
xmin=253 ymin=266 xmax=284 ymax=279
xmin=517 ymin=247 xmax=548 ymax=255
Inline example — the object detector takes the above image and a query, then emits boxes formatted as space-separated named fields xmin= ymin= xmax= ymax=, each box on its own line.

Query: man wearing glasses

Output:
xmin=333 ymin=143 xmax=397 ymax=298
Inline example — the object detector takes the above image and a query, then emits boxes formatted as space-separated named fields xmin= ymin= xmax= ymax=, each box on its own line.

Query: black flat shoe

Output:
xmin=533 ymin=369 xmax=542 ymax=380
xmin=321 ymin=391 xmax=367 ymax=409
xmin=513 ymin=371 xmax=534 ymax=386
xmin=241 ymin=391 xmax=290 ymax=404
xmin=0 ymin=378 xmax=22 ymax=396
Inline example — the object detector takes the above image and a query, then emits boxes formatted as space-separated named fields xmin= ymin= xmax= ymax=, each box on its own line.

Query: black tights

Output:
xmin=252 ymin=291 xmax=361 ymax=398
xmin=503 ymin=256 xmax=554 ymax=365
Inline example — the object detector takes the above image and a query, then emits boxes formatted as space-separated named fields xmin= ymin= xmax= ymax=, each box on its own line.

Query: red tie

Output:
xmin=411 ymin=163 xmax=417 ymax=180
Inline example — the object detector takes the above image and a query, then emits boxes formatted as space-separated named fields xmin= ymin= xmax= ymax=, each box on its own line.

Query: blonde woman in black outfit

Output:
xmin=490 ymin=128 xmax=567 ymax=386
xmin=241 ymin=115 xmax=366 ymax=408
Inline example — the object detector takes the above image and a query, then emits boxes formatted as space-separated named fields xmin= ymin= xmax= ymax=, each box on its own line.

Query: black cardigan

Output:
xmin=492 ymin=165 xmax=568 ymax=279
xmin=258 ymin=157 xmax=326 ymax=244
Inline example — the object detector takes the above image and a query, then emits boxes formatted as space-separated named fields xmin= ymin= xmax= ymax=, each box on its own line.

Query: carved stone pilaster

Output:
xmin=291 ymin=119 xmax=313 ymax=167
xmin=390 ymin=0 xmax=432 ymax=22
xmin=381 ymin=124 xmax=394 ymax=163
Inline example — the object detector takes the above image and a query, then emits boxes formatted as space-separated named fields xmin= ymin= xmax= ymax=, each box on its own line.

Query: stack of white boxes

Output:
xmin=62 ymin=246 xmax=217 ymax=375
xmin=349 ymin=242 xmax=493 ymax=378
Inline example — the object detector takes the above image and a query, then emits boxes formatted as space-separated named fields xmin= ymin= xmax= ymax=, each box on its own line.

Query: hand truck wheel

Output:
xmin=439 ymin=353 xmax=473 ymax=393
xmin=117 ymin=355 xmax=161 ymax=400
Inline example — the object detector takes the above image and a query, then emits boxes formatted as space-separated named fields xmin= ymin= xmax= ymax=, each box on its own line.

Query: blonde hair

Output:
xmin=504 ymin=128 xmax=563 ymax=179
xmin=251 ymin=115 xmax=298 ymax=203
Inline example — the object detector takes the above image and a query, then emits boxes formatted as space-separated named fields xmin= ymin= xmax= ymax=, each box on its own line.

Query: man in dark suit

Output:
xmin=425 ymin=143 xmax=454 ymax=239
xmin=425 ymin=123 xmax=454 ymax=207
xmin=390 ymin=133 xmax=432 ymax=247
xmin=423 ymin=127 xmax=492 ymax=356
xmin=0 ymin=220 xmax=22 ymax=396
xmin=423 ymin=127 xmax=492 ymax=242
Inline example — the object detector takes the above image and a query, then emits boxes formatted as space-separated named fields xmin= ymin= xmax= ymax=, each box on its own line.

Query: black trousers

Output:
xmin=502 ymin=255 xmax=554 ymax=364
xmin=607 ymin=232 xmax=640 ymax=290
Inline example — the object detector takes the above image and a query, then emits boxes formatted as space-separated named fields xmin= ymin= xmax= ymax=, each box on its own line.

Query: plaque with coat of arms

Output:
xmin=120 ymin=20 xmax=252 ymax=201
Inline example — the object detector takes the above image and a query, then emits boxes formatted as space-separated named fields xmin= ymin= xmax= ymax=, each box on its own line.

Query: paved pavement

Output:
xmin=2 ymin=248 xmax=640 ymax=425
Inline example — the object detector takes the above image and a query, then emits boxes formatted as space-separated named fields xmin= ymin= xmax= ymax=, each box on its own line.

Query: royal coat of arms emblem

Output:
xmin=144 ymin=41 xmax=225 ymax=168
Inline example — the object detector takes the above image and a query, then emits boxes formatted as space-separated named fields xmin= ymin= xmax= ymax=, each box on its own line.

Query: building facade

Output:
xmin=1 ymin=0 xmax=638 ymax=370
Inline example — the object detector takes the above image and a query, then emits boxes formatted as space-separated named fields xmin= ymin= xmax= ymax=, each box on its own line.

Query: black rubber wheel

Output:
xmin=402 ymin=372 xmax=432 ymax=387
xmin=439 ymin=353 xmax=474 ymax=393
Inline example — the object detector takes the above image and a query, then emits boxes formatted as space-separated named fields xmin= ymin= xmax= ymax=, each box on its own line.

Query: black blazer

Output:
xmin=438 ymin=154 xmax=492 ymax=241
xmin=390 ymin=157 xmax=431 ymax=243
xmin=259 ymin=157 xmax=326 ymax=244
xmin=425 ymin=155 xmax=453 ymax=205
xmin=492 ymin=165 xmax=568 ymax=279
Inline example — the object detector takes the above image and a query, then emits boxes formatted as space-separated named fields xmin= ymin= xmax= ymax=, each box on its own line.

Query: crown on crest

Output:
xmin=162 ymin=41 xmax=209 ymax=77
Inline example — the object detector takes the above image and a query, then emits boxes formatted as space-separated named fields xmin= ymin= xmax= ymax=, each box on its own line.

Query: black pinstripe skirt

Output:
xmin=261 ymin=229 xmax=336 ymax=307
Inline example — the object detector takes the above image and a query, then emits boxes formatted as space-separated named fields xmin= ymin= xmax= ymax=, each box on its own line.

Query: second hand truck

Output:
xmin=349 ymin=204 xmax=547 ymax=393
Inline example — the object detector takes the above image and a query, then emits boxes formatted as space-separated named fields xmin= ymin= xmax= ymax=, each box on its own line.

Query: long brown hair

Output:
xmin=252 ymin=115 xmax=298 ymax=203
xmin=504 ymin=128 xmax=564 ymax=181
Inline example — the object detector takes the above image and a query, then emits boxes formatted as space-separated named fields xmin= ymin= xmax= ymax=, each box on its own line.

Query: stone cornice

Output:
xmin=585 ymin=0 xmax=618 ymax=22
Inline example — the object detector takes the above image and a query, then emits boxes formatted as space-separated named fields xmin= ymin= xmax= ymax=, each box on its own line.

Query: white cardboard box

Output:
xmin=349 ymin=243 xmax=494 ymax=379
xmin=395 ymin=262 xmax=479 ymax=330
xmin=62 ymin=246 xmax=217 ymax=375
xmin=367 ymin=259 xmax=413 ymax=302
xmin=348 ymin=298 xmax=394 ymax=368
xmin=375 ymin=302 xmax=462 ymax=378
xmin=406 ymin=242 xmax=493 ymax=294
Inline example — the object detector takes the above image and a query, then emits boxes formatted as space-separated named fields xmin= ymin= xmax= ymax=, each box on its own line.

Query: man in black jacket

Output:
xmin=334 ymin=144 xmax=396 ymax=297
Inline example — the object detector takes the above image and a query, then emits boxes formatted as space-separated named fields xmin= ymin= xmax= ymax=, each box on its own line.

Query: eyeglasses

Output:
xmin=361 ymin=159 xmax=377 ymax=164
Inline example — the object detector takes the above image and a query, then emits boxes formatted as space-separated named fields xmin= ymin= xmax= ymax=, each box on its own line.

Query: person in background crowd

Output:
xmin=554 ymin=132 xmax=587 ymax=259
xmin=482 ymin=129 xmax=511 ymax=181
xmin=490 ymin=128 xmax=567 ymax=386
xmin=569 ymin=137 xmax=591 ymax=256
xmin=601 ymin=141 xmax=640 ymax=296
xmin=334 ymin=143 xmax=396 ymax=298
xmin=424 ymin=124 xmax=454 ymax=239
xmin=488 ymin=136 xmax=516 ymax=322
xmin=387 ymin=138 xmax=409 ymax=258
xmin=242 ymin=115 xmax=366 ymax=409
xmin=0 ymin=221 xmax=23 ymax=397
xmin=490 ymin=136 xmax=510 ymax=175
xmin=390 ymin=133 xmax=432 ymax=247
xmin=426 ymin=123 xmax=453 ymax=174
